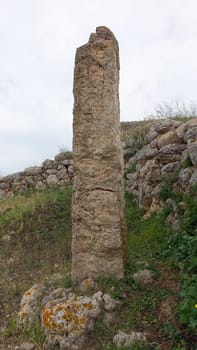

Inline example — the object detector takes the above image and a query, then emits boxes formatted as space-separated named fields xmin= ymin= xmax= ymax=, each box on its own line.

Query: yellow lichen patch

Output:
xmin=42 ymin=300 xmax=96 ymax=336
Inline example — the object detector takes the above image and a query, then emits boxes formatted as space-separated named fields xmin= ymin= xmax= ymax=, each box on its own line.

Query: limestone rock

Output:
xmin=42 ymin=159 xmax=58 ymax=169
xmin=42 ymin=293 xmax=101 ymax=350
xmin=57 ymin=168 xmax=67 ymax=180
xmin=179 ymin=168 xmax=193 ymax=190
xmin=155 ymin=119 xmax=181 ymax=134
xmin=35 ymin=181 xmax=47 ymax=191
xmin=20 ymin=343 xmax=35 ymax=350
xmin=157 ymin=130 xmax=180 ymax=148
xmin=161 ymin=161 xmax=181 ymax=177
xmin=157 ymin=144 xmax=186 ymax=164
xmin=46 ymin=174 xmax=58 ymax=186
xmin=46 ymin=169 xmax=57 ymax=175
xmin=136 ymin=145 xmax=157 ymax=163
xmin=189 ymin=169 xmax=197 ymax=188
xmin=80 ymin=278 xmax=95 ymax=292
xmin=184 ymin=118 xmax=197 ymax=143
xmin=24 ymin=166 xmax=42 ymax=176
xmin=0 ymin=189 xmax=7 ymax=200
xmin=187 ymin=141 xmax=197 ymax=166
xmin=113 ymin=330 xmax=146 ymax=348
xmin=72 ymin=26 xmax=127 ymax=282
xmin=18 ymin=283 xmax=45 ymax=326
xmin=103 ymin=293 xmax=119 ymax=312
xmin=133 ymin=269 xmax=153 ymax=285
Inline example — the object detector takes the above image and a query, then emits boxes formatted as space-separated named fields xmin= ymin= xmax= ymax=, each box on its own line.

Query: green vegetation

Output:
xmin=0 ymin=185 xmax=196 ymax=349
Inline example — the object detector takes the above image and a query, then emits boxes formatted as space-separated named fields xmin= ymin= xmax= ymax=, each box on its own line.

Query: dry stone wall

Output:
xmin=0 ymin=152 xmax=73 ymax=200
xmin=72 ymin=26 xmax=127 ymax=282
xmin=124 ymin=118 xmax=197 ymax=216
xmin=1 ymin=118 xmax=197 ymax=222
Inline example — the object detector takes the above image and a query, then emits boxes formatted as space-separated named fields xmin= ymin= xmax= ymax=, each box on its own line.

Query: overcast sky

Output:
xmin=0 ymin=0 xmax=197 ymax=175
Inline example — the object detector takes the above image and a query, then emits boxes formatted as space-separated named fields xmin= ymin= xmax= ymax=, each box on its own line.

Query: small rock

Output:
xmin=2 ymin=234 xmax=11 ymax=242
xmin=103 ymin=293 xmax=119 ymax=312
xmin=113 ymin=330 xmax=146 ymax=348
xmin=133 ymin=269 xmax=153 ymax=285
xmin=20 ymin=342 xmax=35 ymax=350
xmin=80 ymin=277 xmax=95 ymax=292
xmin=35 ymin=181 xmax=47 ymax=191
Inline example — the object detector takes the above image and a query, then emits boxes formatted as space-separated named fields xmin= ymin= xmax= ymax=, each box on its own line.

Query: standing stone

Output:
xmin=72 ymin=26 xmax=127 ymax=283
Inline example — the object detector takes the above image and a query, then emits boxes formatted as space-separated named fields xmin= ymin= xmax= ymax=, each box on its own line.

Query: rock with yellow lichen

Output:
xmin=42 ymin=292 xmax=102 ymax=350
xmin=18 ymin=283 xmax=45 ymax=326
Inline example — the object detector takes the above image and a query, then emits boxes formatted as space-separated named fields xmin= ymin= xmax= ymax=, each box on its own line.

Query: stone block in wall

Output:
xmin=157 ymin=144 xmax=186 ymax=164
xmin=25 ymin=166 xmax=42 ymax=176
xmin=0 ymin=190 xmax=6 ymax=200
xmin=68 ymin=165 xmax=73 ymax=176
xmin=155 ymin=119 xmax=181 ymax=135
xmin=46 ymin=175 xmax=58 ymax=186
xmin=157 ymin=131 xmax=180 ymax=148
xmin=189 ymin=169 xmax=197 ymax=188
xmin=26 ymin=176 xmax=35 ymax=185
xmin=187 ymin=141 xmax=197 ymax=166
xmin=58 ymin=179 xmax=71 ymax=186
xmin=161 ymin=162 xmax=181 ymax=177
xmin=136 ymin=145 xmax=158 ymax=163
xmin=0 ymin=182 xmax=9 ymax=190
xmin=178 ymin=168 xmax=193 ymax=190
xmin=42 ymin=159 xmax=58 ymax=169
xmin=35 ymin=182 xmax=47 ymax=191
xmin=184 ymin=118 xmax=197 ymax=144
xmin=57 ymin=168 xmax=67 ymax=180
xmin=46 ymin=169 xmax=57 ymax=175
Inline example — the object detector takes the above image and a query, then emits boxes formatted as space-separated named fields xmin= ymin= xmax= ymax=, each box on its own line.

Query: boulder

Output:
xmin=42 ymin=292 xmax=102 ymax=350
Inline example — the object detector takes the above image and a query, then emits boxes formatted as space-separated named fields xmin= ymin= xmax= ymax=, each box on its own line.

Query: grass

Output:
xmin=0 ymin=186 xmax=196 ymax=349
xmin=0 ymin=187 xmax=72 ymax=349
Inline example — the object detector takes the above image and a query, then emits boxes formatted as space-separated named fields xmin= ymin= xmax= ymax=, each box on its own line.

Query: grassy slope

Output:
xmin=0 ymin=187 xmax=196 ymax=350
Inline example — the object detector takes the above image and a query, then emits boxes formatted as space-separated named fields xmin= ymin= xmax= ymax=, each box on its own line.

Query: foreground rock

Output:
xmin=72 ymin=26 xmax=127 ymax=282
xmin=18 ymin=284 xmax=120 ymax=350
xmin=42 ymin=292 xmax=101 ymax=350
xmin=113 ymin=330 xmax=147 ymax=348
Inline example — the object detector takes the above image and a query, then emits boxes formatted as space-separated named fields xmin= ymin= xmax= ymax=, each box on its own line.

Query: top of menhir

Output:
xmin=76 ymin=26 xmax=120 ymax=69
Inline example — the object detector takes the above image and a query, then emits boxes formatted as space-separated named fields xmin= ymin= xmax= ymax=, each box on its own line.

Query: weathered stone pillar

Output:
xmin=72 ymin=26 xmax=127 ymax=282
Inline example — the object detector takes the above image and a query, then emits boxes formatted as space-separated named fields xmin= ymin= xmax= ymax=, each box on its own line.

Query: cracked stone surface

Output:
xmin=72 ymin=26 xmax=127 ymax=282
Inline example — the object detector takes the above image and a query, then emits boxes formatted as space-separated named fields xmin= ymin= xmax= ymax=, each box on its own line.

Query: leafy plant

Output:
xmin=180 ymin=275 xmax=197 ymax=330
